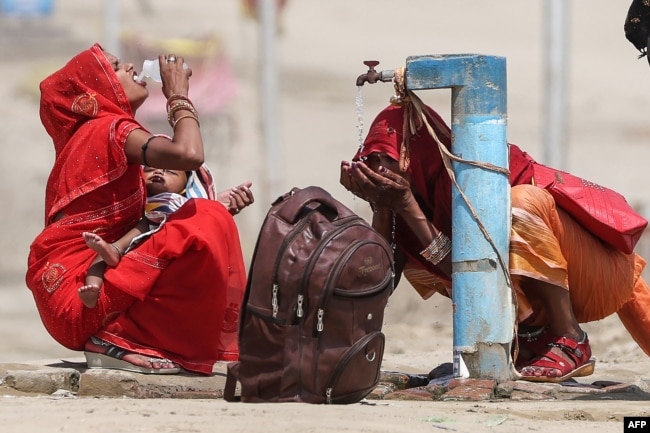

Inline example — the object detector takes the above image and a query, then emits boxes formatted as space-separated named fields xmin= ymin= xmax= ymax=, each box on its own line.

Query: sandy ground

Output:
xmin=1 ymin=1 xmax=650 ymax=432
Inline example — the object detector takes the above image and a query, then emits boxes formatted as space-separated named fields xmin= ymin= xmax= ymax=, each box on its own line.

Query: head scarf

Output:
xmin=40 ymin=43 xmax=145 ymax=224
xmin=354 ymin=102 xmax=455 ymax=239
xmin=354 ymin=101 xmax=534 ymax=277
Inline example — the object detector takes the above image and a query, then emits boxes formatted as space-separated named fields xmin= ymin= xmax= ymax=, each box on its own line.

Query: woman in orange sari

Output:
xmin=341 ymin=97 xmax=650 ymax=382
xmin=26 ymin=43 xmax=250 ymax=375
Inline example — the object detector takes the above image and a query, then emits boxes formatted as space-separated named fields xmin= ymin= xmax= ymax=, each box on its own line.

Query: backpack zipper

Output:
xmin=270 ymin=210 xmax=316 ymax=318
xmin=271 ymin=284 xmax=279 ymax=318
xmin=296 ymin=294 xmax=304 ymax=317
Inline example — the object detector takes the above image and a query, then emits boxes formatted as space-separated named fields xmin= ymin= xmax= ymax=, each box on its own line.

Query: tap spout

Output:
xmin=356 ymin=60 xmax=395 ymax=86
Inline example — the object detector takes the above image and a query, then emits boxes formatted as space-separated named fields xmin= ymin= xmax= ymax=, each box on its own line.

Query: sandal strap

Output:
xmin=90 ymin=336 xmax=129 ymax=360
xmin=522 ymin=350 xmax=571 ymax=373
xmin=546 ymin=334 xmax=591 ymax=366
xmin=103 ymin=344 xmax=128 ymax=360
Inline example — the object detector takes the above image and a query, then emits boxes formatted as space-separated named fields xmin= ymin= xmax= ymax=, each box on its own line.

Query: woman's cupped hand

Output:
xmin=340 ymin=160 xmax=414 ymax=212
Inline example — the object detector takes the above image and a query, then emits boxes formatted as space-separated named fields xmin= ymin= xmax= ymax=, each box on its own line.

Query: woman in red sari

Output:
xmin=26 ymin=43 xmax=249 ymax=375
xmin=341 ymin=95 xmax=650 ymax=382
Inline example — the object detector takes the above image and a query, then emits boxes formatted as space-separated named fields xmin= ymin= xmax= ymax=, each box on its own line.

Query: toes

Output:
xmin=520 ymin=366 xmax=560 ymax=378
xmin=148 ymin=358 xmax=177 ymax=369
xmin=78 ymin=284 xmax=101 ymax=294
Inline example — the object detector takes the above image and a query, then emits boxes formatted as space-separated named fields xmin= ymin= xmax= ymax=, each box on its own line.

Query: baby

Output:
xmin=79 ymin=166 xmax=253 ymax=308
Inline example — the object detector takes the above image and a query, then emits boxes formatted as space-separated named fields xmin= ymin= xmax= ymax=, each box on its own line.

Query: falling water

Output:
xmin=355 ymin=85 xmax=364 ymax=154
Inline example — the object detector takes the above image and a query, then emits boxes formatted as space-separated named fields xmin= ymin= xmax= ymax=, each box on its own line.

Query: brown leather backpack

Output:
xmin=224 ymin=186 xmax=394 ymax=404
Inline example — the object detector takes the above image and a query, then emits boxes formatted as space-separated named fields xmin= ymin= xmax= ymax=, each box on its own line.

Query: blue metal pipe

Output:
xmin=405 ymin=54 xmax=514 ymax=381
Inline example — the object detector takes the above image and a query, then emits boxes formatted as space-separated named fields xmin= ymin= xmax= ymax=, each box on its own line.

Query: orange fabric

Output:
xmin=402 ymin=261 xmax=450 ymax=300
xmin=617 ymin=273 xmax=650 ymax=357
xmin=510 ymin=185 xmax=640 ymax=320
xmin=26 ymin=43 xmax=246 ymax=374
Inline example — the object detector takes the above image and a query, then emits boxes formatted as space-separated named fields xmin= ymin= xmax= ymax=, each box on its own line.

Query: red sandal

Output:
xmin=518 ymin=333 xmax=595 ymax=383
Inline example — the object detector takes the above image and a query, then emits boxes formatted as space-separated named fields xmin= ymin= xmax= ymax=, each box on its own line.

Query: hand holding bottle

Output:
xmin=155 ymin=54 xmax=192 ymax=100
xmin=140 ymin=57 xmax=189 ymax=83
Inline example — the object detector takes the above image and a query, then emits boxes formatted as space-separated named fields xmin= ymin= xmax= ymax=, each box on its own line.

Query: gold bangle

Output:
xmin=168 ymin=100 xmax=198 ymax=114
xmin=167 ymin=101 xmax=199 ymax=127
xmin=166 ymin=94 xmax=193 ymax=111
xmin=172 ymin=114 xmax=200 ymax=129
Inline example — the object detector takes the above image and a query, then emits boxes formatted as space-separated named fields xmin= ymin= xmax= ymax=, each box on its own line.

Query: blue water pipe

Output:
xmin=408 ymin=54 xmax=514 ymax=381
xmin=357 ymin=55 xmax=515 ymax=380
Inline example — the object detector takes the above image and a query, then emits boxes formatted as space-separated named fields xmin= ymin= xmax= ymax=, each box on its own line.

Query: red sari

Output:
xmin=26 ymin=43 xmax=246 ymax=374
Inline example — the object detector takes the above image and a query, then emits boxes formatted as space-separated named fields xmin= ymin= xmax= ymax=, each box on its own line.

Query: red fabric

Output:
xmin=531 ymin=163 xmax=647 ymax=254
xmin=99 ymin=199 xmax=246 ymax=370
xmin=26 ymin=43 xmax=246 ymax=374
xmin=39 ymin=44 xmax=138 ymax=225
xmin=354 ymin=103 xmax=534 ymax=279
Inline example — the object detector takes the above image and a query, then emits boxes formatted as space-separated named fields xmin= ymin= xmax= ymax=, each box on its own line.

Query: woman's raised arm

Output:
xmin=124 ymin=54 xmax=204 ymax=170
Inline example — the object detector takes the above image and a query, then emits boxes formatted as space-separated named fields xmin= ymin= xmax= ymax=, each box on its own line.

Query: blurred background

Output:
xmin=0 ymin=0 xmax=648 ymax=362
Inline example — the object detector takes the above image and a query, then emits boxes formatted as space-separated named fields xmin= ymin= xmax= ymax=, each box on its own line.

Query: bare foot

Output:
xmin=82 ymin=232 xmax=121 ymax=266
xmin=78 ymin=284 xmax=101 ymax=308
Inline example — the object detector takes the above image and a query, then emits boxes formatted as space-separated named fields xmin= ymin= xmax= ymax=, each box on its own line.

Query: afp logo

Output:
xmin=625 ymin=417 xmax=650 ymax=432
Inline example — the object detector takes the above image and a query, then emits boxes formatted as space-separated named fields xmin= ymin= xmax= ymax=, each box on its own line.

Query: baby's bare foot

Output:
xmin=78 ymin=284 xmax=101 ymax=308
xmin=82 ymin=232 xmax=121 ymax=266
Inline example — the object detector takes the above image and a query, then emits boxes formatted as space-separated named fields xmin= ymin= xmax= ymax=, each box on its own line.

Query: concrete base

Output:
xmin=2 ymin=359 xmax=649 ymax=401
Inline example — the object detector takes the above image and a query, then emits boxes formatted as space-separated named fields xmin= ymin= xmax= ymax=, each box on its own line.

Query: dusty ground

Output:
xmin=1 ymin=1 xmax=649 ymax=432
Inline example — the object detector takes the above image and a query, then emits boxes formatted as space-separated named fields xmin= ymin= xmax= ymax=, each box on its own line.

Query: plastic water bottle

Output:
xmin=140 ymin=59 xmax=188 ymax=83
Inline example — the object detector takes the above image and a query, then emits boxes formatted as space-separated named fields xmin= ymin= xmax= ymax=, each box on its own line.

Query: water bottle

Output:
xmin=140 ymin=59 xmax=188 ymax=83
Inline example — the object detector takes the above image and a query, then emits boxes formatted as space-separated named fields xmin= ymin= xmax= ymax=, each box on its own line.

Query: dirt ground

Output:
xmin=1 ymin=1 xmax=649 ymax=432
